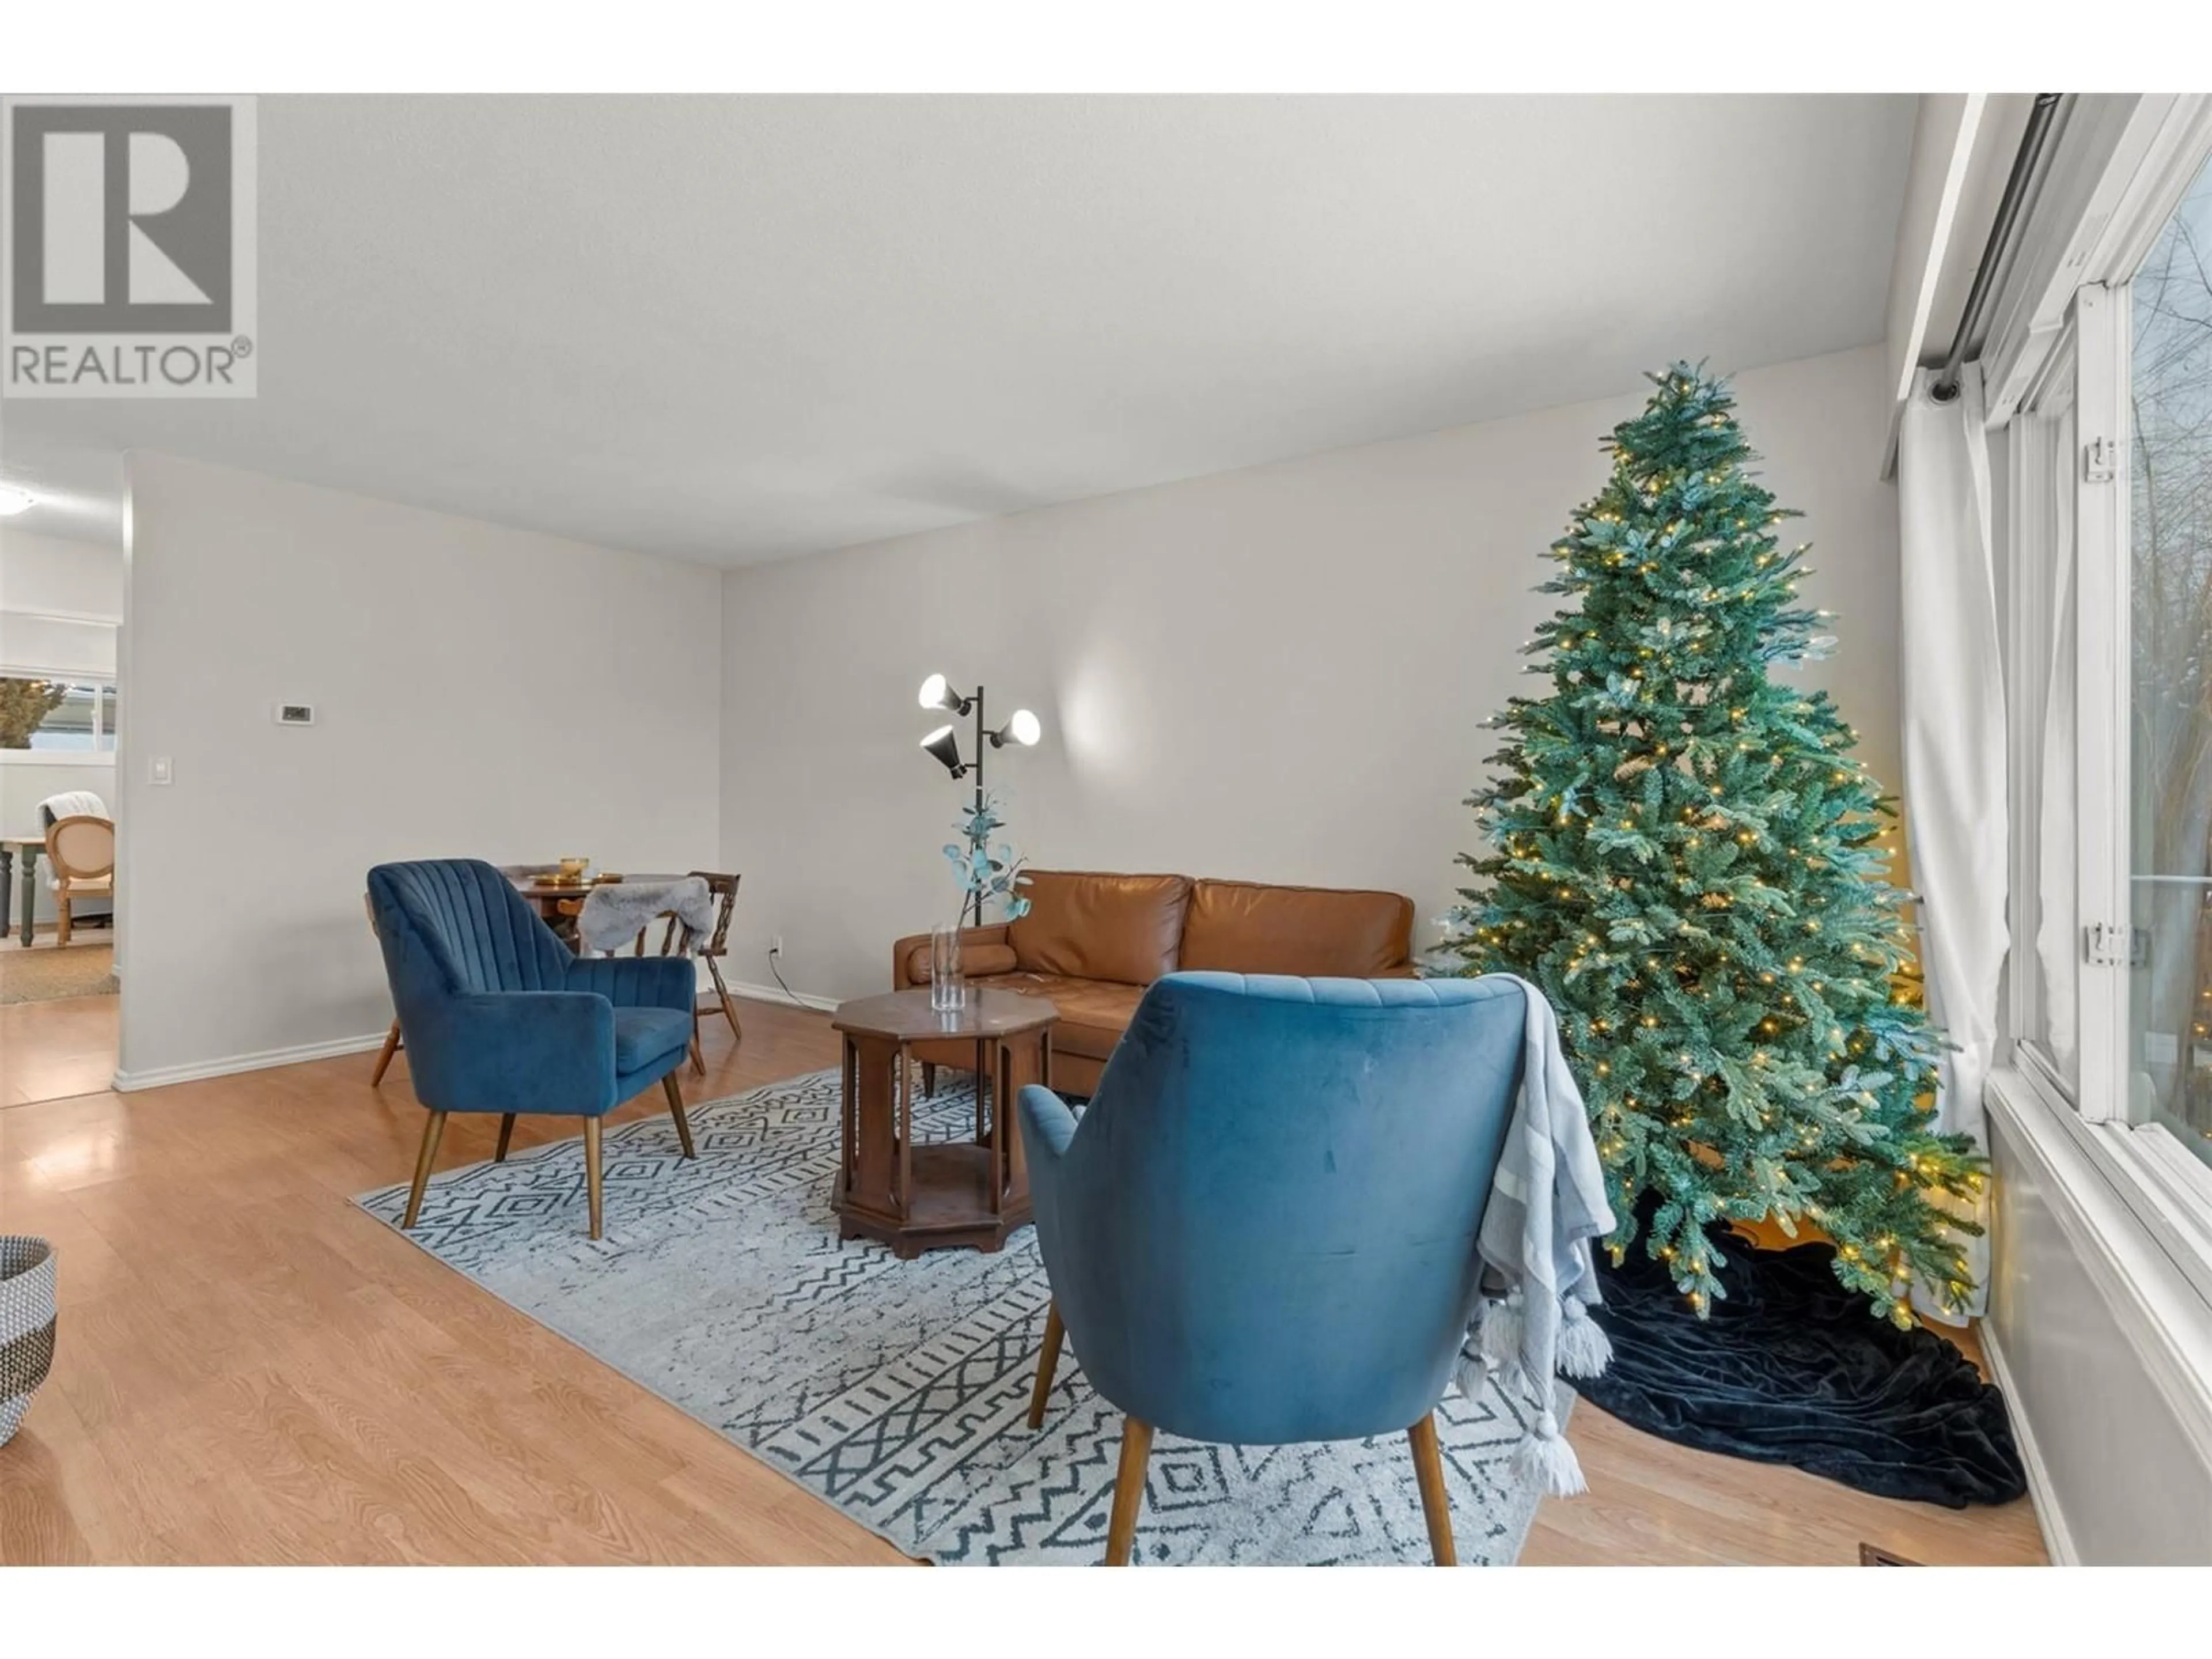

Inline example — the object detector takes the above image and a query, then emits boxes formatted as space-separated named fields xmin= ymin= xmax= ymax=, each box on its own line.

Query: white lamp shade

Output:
xmin=1006 ymin=708 xmax=1041 ymax=746
xmin=919 ymin=673 xmax=950 ymax=710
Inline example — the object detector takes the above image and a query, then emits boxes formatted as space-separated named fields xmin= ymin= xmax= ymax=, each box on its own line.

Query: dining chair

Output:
xmin=42 ymin=816 xmax=115 ymax=948
xmin=36 ymin=789 xmax=108 ymax=828
xmin=657 ymin=872 xmax=743 ymax=1047
xmin=368 ymin=858 xmax=701 ymax=1239
xmin=1017 ymin=972 xmax=1527 ymax=1565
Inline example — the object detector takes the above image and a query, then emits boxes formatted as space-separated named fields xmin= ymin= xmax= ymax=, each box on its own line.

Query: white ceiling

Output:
xmin=0 ymin=95 xmax=1915 ymax=566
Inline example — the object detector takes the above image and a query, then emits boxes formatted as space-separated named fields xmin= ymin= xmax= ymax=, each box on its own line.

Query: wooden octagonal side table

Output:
xmin=830 ymin=987 xmax=1056 ymax=1259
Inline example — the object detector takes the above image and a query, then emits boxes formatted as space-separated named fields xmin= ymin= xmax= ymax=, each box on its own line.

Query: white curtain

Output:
xmin=2035 ymin=406 xmax=2079 ymax=1081
xmin=1898 ymin=363 xmax=2007 ymax=1321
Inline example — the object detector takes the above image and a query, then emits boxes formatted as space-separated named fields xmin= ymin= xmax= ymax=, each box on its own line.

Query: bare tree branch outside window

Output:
xmin=2128 ymin=153 xmax=2212 ymax=1166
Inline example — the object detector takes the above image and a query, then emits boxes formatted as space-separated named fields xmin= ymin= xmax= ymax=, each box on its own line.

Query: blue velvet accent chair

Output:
xmin=1018 ymin=971 xmax=1527 ymax=1565
xmin=368 ymin=858 xmax=701 ymax=1239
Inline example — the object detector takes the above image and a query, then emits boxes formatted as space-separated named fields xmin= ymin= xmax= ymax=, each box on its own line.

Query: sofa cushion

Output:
xmin=971 ymin=972 xmax=1143 ymax=1061
xmin=1177 ymin=878 xmax=1414 ymax=977
xmin=1006 ymin=870 xmax=1191 ymax=986
xmin=613 ymin=1006 xmax=693 ymax=1074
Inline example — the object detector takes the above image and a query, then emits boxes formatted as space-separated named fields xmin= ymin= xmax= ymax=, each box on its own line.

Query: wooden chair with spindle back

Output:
xmin=44 ymin=815 xmax=115 ymax=948
xmin=657 ymin=872 xmax=742 ymax=1050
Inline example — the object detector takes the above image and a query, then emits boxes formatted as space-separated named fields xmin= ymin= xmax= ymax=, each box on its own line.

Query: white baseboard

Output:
xmin=110 ymin=984 xmax=834 ymax=1094
xmin=1978 ymin=1324 xmax=2079 ymax=1566
xmin=725 ymin=978 xmax=839 ymax=1014
xmin=112 ymin=1029 xmax=391 ymax=1093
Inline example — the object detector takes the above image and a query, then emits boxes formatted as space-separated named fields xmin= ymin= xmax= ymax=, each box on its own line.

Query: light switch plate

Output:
xmin=150 ymin=756 xmax=173 ymax=785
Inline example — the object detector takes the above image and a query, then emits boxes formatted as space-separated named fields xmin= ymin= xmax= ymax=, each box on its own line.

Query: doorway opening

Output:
xmin=1 ymin=522 xmax=124 ymax=1108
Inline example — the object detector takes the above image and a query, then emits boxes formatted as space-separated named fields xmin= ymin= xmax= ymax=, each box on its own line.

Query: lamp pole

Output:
xmin=967 ymin=683 xmax=986 ymax=927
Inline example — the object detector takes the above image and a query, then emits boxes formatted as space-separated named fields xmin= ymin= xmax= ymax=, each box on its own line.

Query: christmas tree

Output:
xmin=1443 ymin=364 xmax=1985 ymax=1324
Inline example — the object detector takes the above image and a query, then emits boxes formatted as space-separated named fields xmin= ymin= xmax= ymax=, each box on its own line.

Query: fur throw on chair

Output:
xmin=575 ymin=877 xmax=716 ymax=956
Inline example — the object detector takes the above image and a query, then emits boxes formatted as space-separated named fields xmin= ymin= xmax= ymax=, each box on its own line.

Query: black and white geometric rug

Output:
xmin=357 ymin=1069 xmax=1560 ymax=1566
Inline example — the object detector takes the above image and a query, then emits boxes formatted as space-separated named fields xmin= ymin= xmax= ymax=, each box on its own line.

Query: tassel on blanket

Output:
xmin=1556 ymin=1298 xmax=1612 ymax=1379
xmin=1452 ymin=1345 xmax=1488 ymax=1404
xmin=1513 ymin=1408 xmax=1588 ymax=1498
xmin=1476 ymin=1294 xmax=1524 ymax=1372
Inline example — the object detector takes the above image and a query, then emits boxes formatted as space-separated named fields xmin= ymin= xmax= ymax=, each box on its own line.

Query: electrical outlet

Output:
xmin=770 ymin=935 xmax=784 ymax=956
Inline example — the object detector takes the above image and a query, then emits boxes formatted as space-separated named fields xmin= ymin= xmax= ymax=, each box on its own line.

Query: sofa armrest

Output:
xmin=892 ymin=923 xmax=1012 ymax=989
xmin=565 ymin=953 xmax=696 ymax=1014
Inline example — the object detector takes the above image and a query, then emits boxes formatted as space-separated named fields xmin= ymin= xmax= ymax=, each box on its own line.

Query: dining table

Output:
xmin=510 ymin=871 xmax=689 ymax=951
xmin=1 ymin=835 xmax=53 ymax=947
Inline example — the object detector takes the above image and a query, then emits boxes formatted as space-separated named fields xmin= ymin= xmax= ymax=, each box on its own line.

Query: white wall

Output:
xmin=118 ymin=453 xmax=723 ymax=1084
xmin=1 ymin=760 xmax=114 ymax=824
xmin=1984 ymin=1080 xmax=2212 ymax=1563
xmin=0 ymin=612 xmax=116 ymax=673
xmin=1 ymin=527 xmax=123 ymax=924
xmin=0 ymin=525 xmax=125 ymax=618
xmin=720 ymin=344 xmax=1904 ymax=1003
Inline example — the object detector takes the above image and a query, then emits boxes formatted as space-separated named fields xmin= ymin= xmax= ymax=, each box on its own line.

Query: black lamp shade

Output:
xmin=921 ymin=724 xmax=964 ymax=777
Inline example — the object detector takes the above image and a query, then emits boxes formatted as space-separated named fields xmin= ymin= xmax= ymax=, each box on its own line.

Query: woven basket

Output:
xmin=0 ymin=1236 xmax=56 ymax=1448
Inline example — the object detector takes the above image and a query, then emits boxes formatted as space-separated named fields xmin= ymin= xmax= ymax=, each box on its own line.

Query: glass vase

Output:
xmin=930 ymin=922 xmax=967 ymax=1013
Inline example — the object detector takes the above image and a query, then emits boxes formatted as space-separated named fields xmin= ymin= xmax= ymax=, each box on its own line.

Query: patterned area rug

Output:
xmin=0 ymin=944 xmax=117 ymax=1005
xmin=357 ymin=1068 xmax=1562 ymax=1566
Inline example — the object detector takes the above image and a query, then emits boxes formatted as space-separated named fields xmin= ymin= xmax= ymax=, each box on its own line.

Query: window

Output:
xmin=2127 ymin=149 xmax=2212 ymax=1168
xmin=0 ymin=673 xmax=119 ymax=753
xmin=1999 ymin=97 xmax=2212 ymax=1289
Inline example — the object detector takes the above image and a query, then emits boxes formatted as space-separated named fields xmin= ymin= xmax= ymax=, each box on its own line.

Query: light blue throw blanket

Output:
xmin=1454 ymin=974 xmax=1618 ymax=1496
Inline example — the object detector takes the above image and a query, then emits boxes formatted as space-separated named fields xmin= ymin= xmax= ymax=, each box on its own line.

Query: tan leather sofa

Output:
xmin=891 ymin=869 xmax=1416 ymax=1097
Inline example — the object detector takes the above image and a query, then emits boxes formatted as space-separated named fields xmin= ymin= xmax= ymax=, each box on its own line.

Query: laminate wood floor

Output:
xmin=0 ymin=994 xmax=2047 ymax=1565
xmin=0 ymin=935 xmax=118 ymax=1107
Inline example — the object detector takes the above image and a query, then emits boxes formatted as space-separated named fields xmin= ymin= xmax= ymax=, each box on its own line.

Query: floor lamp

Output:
xmin=917 ymin=672 xmax=1041 ymax=927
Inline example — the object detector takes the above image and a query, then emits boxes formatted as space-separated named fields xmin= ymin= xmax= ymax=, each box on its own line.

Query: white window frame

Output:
xmin=2002 ymin=334 xmax=2070 ymax=1101
xmin=1994 ymin=93 xmax=2212 ymax=1308
xmin=0 ymin=661 xmax=118 ymax=766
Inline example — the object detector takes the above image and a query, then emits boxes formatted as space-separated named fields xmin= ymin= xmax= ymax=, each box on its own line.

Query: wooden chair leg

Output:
xmin=370 ymin=1020 xmax=403 ymax=1085
xmin=494 ymin=1113 xmax=516 ymax=1161
xmin=583 ymin=1116 xmax=605 ymax=1240
xmin=1407 ymin=1412 xmax=1457 ymax=1566
xmin=56 ymin=893 xmax=71 ymax=946
xmin=1027 ymin=1300 xmax=1064 ymax=1429
xmin=1105 ymin=1416 xmax=1153 ymax=1566
xmin=921 ymin=1061 xmax=937 ymax=1100
xmin=689 ymin=1032 xmax=706 ymax=1075
xmin=706 ymin=957 xmax=742 ymax=1041
xmin=401 ymin=1110 xmax=448 ymax=1229
xmin=662 ymin=1071 xmax=696 ymax=1159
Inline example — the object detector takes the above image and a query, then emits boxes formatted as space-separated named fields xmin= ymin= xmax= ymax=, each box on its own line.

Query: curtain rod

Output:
xmin=1930 ymin=92 xmax=2066 ymax=406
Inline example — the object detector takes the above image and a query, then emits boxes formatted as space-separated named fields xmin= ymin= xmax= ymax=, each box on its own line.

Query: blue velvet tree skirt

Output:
xmin=1579 ymin=1217 xmax=2027 ymax=1508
